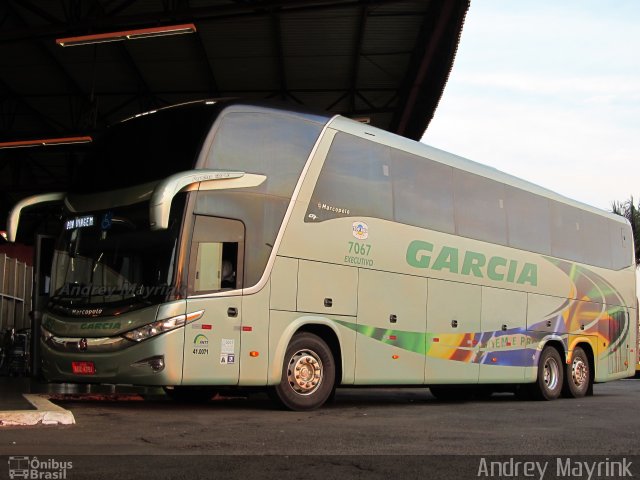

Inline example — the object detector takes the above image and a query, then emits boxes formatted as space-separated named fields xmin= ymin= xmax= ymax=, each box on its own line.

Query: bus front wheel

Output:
xmin=529 ymin=346 xmax=564 ymax=400
xmin=271 ymin=332 xmax=336 ymax=411
xmin=562 ymin=346 xmax=591 ymax=398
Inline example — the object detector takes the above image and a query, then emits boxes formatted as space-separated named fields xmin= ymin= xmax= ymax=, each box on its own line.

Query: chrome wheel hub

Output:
xmin=572 ymin=358 xmax=588 ymax=387
xmin=543 ymin=357 xmax=560 ymax=390
xmin=287 ymin=349 xmax=323 ymax=396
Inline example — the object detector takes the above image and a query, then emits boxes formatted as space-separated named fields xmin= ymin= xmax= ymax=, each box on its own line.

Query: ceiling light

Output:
xmin=0 ymin=136 xmax=92 ymax=149
xmin=56 ymin=23 xmax=196 ymax=47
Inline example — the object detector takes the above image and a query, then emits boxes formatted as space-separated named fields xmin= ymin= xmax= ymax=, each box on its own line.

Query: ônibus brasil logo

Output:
xmin=8 ymin=456 xmax=73 ymax=479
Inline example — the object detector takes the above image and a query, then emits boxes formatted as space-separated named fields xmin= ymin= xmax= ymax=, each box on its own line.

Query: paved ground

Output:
xmin=1 ymin=379 xmax=639 ymax=479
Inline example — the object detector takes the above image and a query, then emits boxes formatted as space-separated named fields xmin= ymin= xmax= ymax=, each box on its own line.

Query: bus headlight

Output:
xmin=122 ymin=310 xmax=204 ymax=342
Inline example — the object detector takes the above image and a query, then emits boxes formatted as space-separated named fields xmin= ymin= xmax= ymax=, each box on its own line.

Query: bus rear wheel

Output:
xmin=529 ymin=346 xmax=564 ymax=400
xmin=271 ymin=332 xmax=335 ymax=411
xmin=562 ymin=346 xmax=591 ymax=398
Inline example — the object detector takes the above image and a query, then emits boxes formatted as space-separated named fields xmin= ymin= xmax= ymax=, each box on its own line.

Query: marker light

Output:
xmin=250 ymin=351 xmax=260 ymax=357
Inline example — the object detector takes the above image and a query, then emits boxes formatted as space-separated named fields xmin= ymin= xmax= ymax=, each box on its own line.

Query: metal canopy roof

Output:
xmin=0 ymin=0 xmax=469 ymax=231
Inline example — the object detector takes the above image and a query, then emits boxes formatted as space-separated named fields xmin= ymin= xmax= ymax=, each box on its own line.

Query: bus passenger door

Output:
xmin=425 ymin=279 xmax=480 ymax=384
xmin=182 ymin=215 xmax=244 ymax=385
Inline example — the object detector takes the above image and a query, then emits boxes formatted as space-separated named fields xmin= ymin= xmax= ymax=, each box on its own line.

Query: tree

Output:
xmin=612 ymin=196 xmax=640 ymax=267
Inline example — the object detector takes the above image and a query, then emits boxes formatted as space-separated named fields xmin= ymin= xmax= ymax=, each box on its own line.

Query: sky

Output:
xmin=422 ymin=0 xmax=640 ymax=213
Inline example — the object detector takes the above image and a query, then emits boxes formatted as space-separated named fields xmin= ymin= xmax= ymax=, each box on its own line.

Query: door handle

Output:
xmin=227 ymin=307 xmax=238 ymax=318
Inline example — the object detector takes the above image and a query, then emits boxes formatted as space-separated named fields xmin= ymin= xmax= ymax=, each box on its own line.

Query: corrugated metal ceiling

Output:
xmin=0 ymin=0 xmax=469 ymax=231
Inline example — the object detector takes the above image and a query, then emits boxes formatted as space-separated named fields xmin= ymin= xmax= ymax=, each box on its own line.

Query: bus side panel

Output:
xmin=270 ymin=256 xmax=299 ymax=312
xmin=479 ymin=287 xmax=528 ymax=383
xmin=526 ymin=293 xmax=570 ymax=334
xmin=267 ymin=311 xmax=356 ymax=385
xmin=355 ymin=269 xmax=427 ymax=384
xmin=297 ymin=260 xmax=357 ymax=316
xmin=239 ymin=283 xmax=270 ymax=385
xmin=425 ymin=279 xmax=480 ymax=384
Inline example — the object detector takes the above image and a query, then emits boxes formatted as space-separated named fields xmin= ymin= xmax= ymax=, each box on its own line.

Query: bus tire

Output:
xmin=562 ymin=346 xmax=591 ymax=398
xmin=529 ymin=346 xmax=563 ymax=400
xmin=272 ymin=332 xmax=335 ymax=411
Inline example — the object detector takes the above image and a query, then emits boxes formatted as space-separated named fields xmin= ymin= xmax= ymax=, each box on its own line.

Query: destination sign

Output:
xmin=65 ymin=215 xmax=95 ymax=230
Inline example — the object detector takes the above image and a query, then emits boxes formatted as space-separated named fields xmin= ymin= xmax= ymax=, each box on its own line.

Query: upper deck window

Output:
xmin=306 ymin=131 xmax=632 ymax=270
xmin=204 ymin=111 xmax=324 ymax=198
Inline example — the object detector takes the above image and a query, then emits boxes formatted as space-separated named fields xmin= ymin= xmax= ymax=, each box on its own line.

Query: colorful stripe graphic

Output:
xmin=335 ymin=257 xmax=631 ymax=370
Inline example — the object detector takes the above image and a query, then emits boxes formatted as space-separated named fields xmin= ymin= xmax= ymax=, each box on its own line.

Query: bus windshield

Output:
xmin=50 ymin=198 xmax=185 ymax=315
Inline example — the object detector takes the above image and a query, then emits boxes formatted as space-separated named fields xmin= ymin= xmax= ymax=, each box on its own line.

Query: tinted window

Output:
xmin=304 ymin=132 xmax=628 ymax=270
xmin=306 ymin=133 xmax=393 ymax=222
xmin=550 ymin=202 xmax=583 ymax=262
xmin=454 ymin=170 xmax=507 ymax=244
xmin=581 ymin=212 xmax=612 ymax=269
xmin=189 ymin=216 xmax=244 ymax=294
xmin=611 ymin=221 xmax=633 ymax=270
xmin=392 ymin=150 xmax=455 ymax=233
xmin=206 ymin=112 xmax=323 ymax=198
xmin=506 ymin=186 xmax=551 ymax=254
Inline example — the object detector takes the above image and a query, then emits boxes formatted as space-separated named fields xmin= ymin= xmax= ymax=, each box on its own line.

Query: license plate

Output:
xmin=72 ymin=361 xmax=95 ymax=375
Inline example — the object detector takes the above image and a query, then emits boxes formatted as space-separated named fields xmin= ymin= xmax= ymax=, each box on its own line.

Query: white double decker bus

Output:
xmin=8 ymin=100 xmax=637 ymax=410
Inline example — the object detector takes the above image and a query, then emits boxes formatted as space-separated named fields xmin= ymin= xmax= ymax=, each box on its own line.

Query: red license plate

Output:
xmin=72 ymin=361 xmax=95 ymax=375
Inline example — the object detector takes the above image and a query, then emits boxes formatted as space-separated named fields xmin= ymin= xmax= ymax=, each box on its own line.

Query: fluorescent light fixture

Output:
xmin=0 ymin=136 xmax=93 ymax=149
xmin=56 ymin=23 xmax=197 ymax=47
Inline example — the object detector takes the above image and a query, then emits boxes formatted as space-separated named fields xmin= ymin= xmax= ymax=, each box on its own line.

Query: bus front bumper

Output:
xmin=40 ymin=328 xmax=184 ymax=385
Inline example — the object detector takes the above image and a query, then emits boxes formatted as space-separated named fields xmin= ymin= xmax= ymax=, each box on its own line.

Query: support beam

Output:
xmin=391 ymin=0 xmax=466 ymax=139
xmin=192 ymin=32 xmax=221 ymax=97
xmin=0 ymin=78 xmax=67 ymax=133
xmin=349 ymin=5 xmax=368 ymax=114
xmin=271 ymin=10 xmax=288 ymax=102
xmin=6 ymin=1 xmax=108 ymax=130
xmin=9 ymin=0 xmax=61 ymax=25
xmin=89 ymin=0 xmax=159 ymax=113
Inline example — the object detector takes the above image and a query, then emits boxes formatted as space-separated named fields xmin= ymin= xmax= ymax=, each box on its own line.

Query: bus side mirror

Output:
xmin=149 ymin=170 xmax=266 ymax=230
xmin=6 ymin=192 xmax=66 ymax=242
